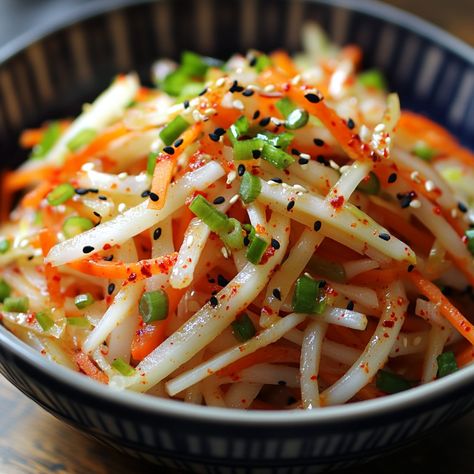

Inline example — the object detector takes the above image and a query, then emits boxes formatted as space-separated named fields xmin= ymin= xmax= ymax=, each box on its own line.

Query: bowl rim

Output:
xmin=0 ymin=0 xmax=473 ymax=426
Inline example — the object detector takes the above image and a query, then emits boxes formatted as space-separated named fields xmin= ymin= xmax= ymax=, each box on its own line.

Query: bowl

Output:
xmin=0 ymin=0 xmax=474 ymax=472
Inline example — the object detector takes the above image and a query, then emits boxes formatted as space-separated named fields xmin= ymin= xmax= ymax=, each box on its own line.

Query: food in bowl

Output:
xmin=1 ymin=24 xmax=473 ymax=410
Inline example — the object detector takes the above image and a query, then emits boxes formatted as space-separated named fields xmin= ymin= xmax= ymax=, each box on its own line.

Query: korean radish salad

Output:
xmin=1 ymin=23 xmax=474 ymax=410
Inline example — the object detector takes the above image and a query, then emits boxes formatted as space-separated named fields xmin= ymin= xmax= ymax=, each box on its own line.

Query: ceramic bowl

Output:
xmin=0 ymin=1 xmax=473 ymax=472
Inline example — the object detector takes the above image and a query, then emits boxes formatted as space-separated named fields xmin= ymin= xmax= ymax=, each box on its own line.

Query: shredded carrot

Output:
xmin=350 ymin=269 xmax=400 ymax=288
xmin=148 ymin=157 xmax=174 ymax=211
xmin=408 ymin=272 xmax=474 ymax=345
xmin=455 ymin=343 xmax=474 ymax=368
xmin=74 ymin=351 xmax=109 ymax=384
xmin=4 ymin=166 xmax=56 ymax=192
xmin=39 ymin=229 xmax=64 ymax=307
xmin=21 ymin=181 xmax=53 ymax=209
xmin=67 ymin=252 xmax=178 ymax=281
xmin=271 ymin=50 xmax=299 ymax=76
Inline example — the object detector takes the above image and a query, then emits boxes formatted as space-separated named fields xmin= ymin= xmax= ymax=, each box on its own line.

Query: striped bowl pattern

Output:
xmin=0 ymin=0 xmax=474 ymax=472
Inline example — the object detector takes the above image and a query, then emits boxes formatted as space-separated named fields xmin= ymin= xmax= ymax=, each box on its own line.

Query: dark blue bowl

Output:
xmin=0 ymin=1 xmax=473 ymax=472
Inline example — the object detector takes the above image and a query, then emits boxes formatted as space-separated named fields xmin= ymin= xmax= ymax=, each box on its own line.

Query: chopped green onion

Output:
xmin=66 ymin=317 xmax=91 ymax=328
xmin=357 ymin=69 xmax=387 ymax=90
xmin=256 ymin=131 xmax=294 ymax=150
xmin=74 ymin=293 xmax=95 ymax=310
xmin=159 ymin=115 xmax=190 ymax=146
xmin=254 ymin=54 xmax=272 ymax=73
xmin=0 ymin=239 xmax=10 ymax=254
xmin=30 ymin=122 xmax=61 ymax=160
xmin=465 ymin=230 xmax=474 ymax=256
xmin=111 ymin=357 xmax=136 ymax=376
xmin=176 ymin=81 xmax=205 ymax=101
xmin=47 ymin=183 xmax=75 ymax=206
xmin=233 ymin=138 xmax=264 ymax=160
xmin=0 ymin=279 xmax=11 ymax=303
xmin=3 ymin=296 xmax=29 ymax=313
xmin=375 ymin=370 xmax=413 ymax=394
xmin=357 ymin=172 xmax=380 ymax=195
xmin=412 ymin=141 xmax=437 ymax=161
xmin=139 ymin=290 xmax=169 ymax=324
xmin=220 ymin=218 xmax=244 ymax=250
xmin=189 ymin=195 xmax=231 ymax=234
xmin=261 ymin=143 xmax=295 ymax=170
xmin=231 ymin=313 xmax=256 ymax=342
xmin=437 ymin=351 xmax=458 ymax=378
xmin=67 ymin=128 xmax=96 ymax=152
xmin=147 ymin=152 xmax=158 ymax=176
xmin=181 ymin=51 xmax=209 ymax=77
xmin=63 ymin=216 xmax=94 ymax=239
xmin=243 ymin=223 xmax=257 ymax=242
xmin=292 ymin=275 xmax=325 ymax=314
xmin=276 ymin=98 xmax=309 ymax=130
xmin=239 ymin=171 xmax=262 ymax=204
xmin=227 ymin=116 xmax=250 ymax=144
xmin=308 ymin=255 xmax=347 ymax=283
xmin=161 ymin=69 xmax=192 ymax=96
xmin=246 ymin=235 xmax=268 ymax=264
xmin=35 ymin=311 xmax=54 ymax=332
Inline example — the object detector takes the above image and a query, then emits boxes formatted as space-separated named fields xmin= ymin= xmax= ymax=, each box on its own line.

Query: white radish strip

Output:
xmin=184 ymin=383 xmax=203 ymax=405
xmin=20 ymin=265 xmax=48 ymax=295
xmin=415 ymin=298 xmax=448 ymax=327
xmin=322 ymin=340 xmax=361 ymax=366
xmin=1 ymin=311 xmax=65 ymax=339
xmin=247 ymin=202 xmax=268 ymax=235
xmin=92 ymin=346 xmax=116 ymax=378
xmin=321 ymin=281 xmax=407 ymax=406
xmin=329 ymin=282 xmax=379 ymax=310
xmin=47 ymin=161 xmax=225 ymax=266
xmin=223 ymin=382 xmax=263 ymax=409
xmin=318 ymin=307 xmax=368 ymax=330
xmin=220 ymin=364 xmax=300 ymax=388
xmin=77 ymin=170 xmax=151 ymax=196
xmin=24 ymin=74 xmax=139 ymax=169
xmin=82 ymin=280 xmax=144 ymax=354
xmin=289 ymin=159 xmax=339 ymax=193
xmin=300 ymin=320 xmax=327 ymax=409
xmin=326 ymin=161 xmax=371 ymax=202
xmin=128 ymin=214 xmax=290 ymax=392
xmin=421 ymin=325 xmax=451 ymax=383
xmin=165 ymin=312 xmax=306 ymax=396
xmin=170 ymin=181 xmax=238 ymax=289
xmin=343 ymin=259 xmax=380 ymax=280
xmin=201 ymin=376 xmax=226 ymax=408
xmin=1 ymin=268 xmax=48 ymax=311
xmin=390 ymin=331 xmax=429 ymax=357
xmin=257 ymin=179 xmax=415 ymax=264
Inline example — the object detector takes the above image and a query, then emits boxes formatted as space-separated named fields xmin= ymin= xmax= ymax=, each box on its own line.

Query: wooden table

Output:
xmin=0 ymin=1 xmax=473 ymax=473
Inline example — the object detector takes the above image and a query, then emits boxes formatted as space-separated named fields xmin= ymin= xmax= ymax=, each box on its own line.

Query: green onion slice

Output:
xmin=176 ymin=82 xmax=205 ymax=101
xmin=111 ymin=357 xmax=136 ymax=376
xmin=74 ymin=293 xmax=95 ymax=310
xmin=0 ymin=239 xmax=10 ymax=254
xmin=181 ymin=51 xmax=209 ymax=77
xmin=159 ymin=115 xmax=190 ymax=146
xmin=375 ymin=369 xmax=413 ymax=394
xmin=147 ymin=152 xmax=158 ymax=176
xmin=246 ymin=235 xmax=268 ymax=265
xmin=254 ymin=54 xmax=272 ymax=73
xmin=261 ymin=143 xmax=295 ymax=170
xmin=466 ymin=229 xmax=474 ymax=256
xmin=357 ymin=172 xmax=380 ymax=195
xmin=227 ymin=116 xmax=250 ymax=144
xmin=357 ymin=69 xmax=387 ymax=90
xmin=189 ymin=195 xmax=231 ymax=234
xmin=308 ymin=256 xmax=347 ymax=283
xmin=239 ymin=171 xmax=262 ymax=204
xmin=220 ymin=218 xmax=245 ymax=250
xmin=0 ymin=279 xmax=11 ymax=303
xmin=161 ymin=69 xmax=191 ymax=97
xmin=66 ymin=317 xmax=91 ymax=328
xmin=67 ymin=128 xmax=96 ymax=152
xmin=139 ymin=290 xmax=169 ymax=324
xmin=231 ymin=313 xmax=256 ymax=342
xmin=437 ymin=351 xmax=458 ymax=378
xmin=47 ymin=183 xmax=75 ymax=206
xmin=232 ymin=138 xmax=264 ymax=161
xmin=412 ymin=141 xmax=438 ymax=161
xmin=30 ymin=122 xmax=61 ymax=160
xmin=276 ymin=98 xmax=309 ymax=130
xmin=35 ymin=311 xmax=55 ymax=332
xmin=292 ymin=275 xmax=325 ymax=314
xmin=256 ymin=131 xmax=294 ymax=150
xmin=3 ymin=296 xmax=29 ymax=313
xmin=63 ymin=216 xmax=94 ymax=239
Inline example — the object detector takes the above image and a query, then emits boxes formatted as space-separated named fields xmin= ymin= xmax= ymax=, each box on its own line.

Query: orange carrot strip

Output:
xmin=148 ymin=158 xmax=174 ymax=211
xmin=455 ymin=344 xmax=474 ymax=368
xmin=271 ymin=50 xmax=299 ymax=76
xmin=39 ymin=229 xmax=64 ymax=307
xmin=68 ymin=252 xmax=178 ymax=281
xmin=21 ymin=181 xmax=53 ymax=209
xmin=74 ymin=351 xmax=109 ymax=384
xmin=350 ymin=269 xmax=400 ymax=288
xmin=408 ymin=272 xmax=474 ymax=345
xmin=19 ymin=120 xmax=71 ymax=148
xmin=4 ymin=166 xmax=56 ymax=192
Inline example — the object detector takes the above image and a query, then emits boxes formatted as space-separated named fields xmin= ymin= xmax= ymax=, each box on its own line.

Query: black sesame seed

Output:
xmin=313 ymin=220 xmax=322 ymax=231
xmin=407 ymin=264 xmax=415 ymax=272
xmin=98 ymin=195 xmax=108 ymax=201
xmin=153 ymin=227 xmax=162 ymax=241
xmin=104 ymin=255 xmax=114 ymax=262
xmin=141 ymin=190 xmax=151 ymax=198
xmin=209 ymin=133 xmax=220 ymax=142
xmin=163 ymin=146 xmax=175 ymax=155
xmin=252 ymin=110 xmax=261 ymax=120
xmin=75 ymin=188 xmax=89 ymax=195
xmin=287 ymin=396 xmax=297 ymax=405
xmin=243 ymin=236 xmax=250 ymax=246
xmin=278 ymin=380 xmax=287 ymax=386
xmin=27 ymin=255 xmax=34 ymax=261
xmin=211 ymin=290 xmax=218 ymax=296
xmin=149 ymin=192 xmax=159 ymax=202
xmin=270 ymin=177 xmax=282 ymax=183
xmin=107 ymin=283 xmax=116 ymax=295
xmin=379 ymin=232 xmax=391 ymax=241
xmin=198 ymin=88 xmax=208 ymax=96
xmin=346 ymin=301 xmax=354 ymax=311
xmin=287 ymin=200 xmax=295 ymax=211
xmin=304 ymin=93 xmax=321 ymax=103
xmin=183 ymin=100 xmax=190 ymax=109
xmin=388 ymin=173 xmax=398 ymax=183
xmin=214 ymin=127 xmax=225 ymax=137
xmin=458 ymin=202 xmax=468 ymax=213
xmin=209 ymin=296 xmax=218 ymax=307
xmin=217 ymin=274 xmax=229 ymax=287
xmin=252 ymin=149 xmax=261 ymax=159
xmin=298 ymin=157 xmax=309 ymax=165
xmin=88 ymin=188 xmax=99 ymax=194
xmin=93 ymin=211 xmax=101 ymax=218
xmin=347 ymin=118 xmax=355 ymax=129
xmin=213 ymin=196 xmax=225 ymax=205
xmin=319 ymin=280 xmax=326 ymax=288
xmin=291 ymin=148 xmax=301 ymax=156
xmin=313 ymin=138 xmax=325 ymax=147
xmin=229 ymin=80 xmax=244 ymax=93
xmin=83 ymin=246 xmax=94 ymax=254
xmin=272 ymin=288 xmax=282 ymax=300
xmin=237 ymin=164 xmax=246 ymax=176
xmin=242 ymin=89 xmax=254 ymax=97
xmin=208 ymin=277 xmax=216 ymax=284
xmin=249 ymin=56 xmax=257 ymax=67
xmin=271 ymin=238 xmax=280 ymax=250
xmin=174 ymin=138 xmax=184 ymax=147
xmin=259 ymin=117 xmax=271 ymax=127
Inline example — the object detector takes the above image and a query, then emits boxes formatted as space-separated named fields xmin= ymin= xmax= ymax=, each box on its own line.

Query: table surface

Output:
xmin=0 ymin=1 xmax=473 ymax=473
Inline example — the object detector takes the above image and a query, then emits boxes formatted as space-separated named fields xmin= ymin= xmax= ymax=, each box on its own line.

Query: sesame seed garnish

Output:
xmin=409 ymin=199 xmax=421 ymax=209
xmin=174 ymin=138 xmax=184 ymax=147
xmin=270 ymin=177 xmax=283 ymax=184
xmin=204 ymin=108 xmax=217 ymax=116
xmin=451 ymin=208 xmax=458 ymax=218
xmin=298 ymin=157 xmax=309 ymax=165
xmin=153 ymin=227 xmax=162 ymax=240
xmin=107 ymin=283 xmax=116 ymax=295
xmin=237 ymin=164 xmax=246 ymax=176
xmin=233 ymin=100 xmax=244 ymax=110
xmin=229 ymin=194 xmax=240 ymax=204
xmin=213 ymin=196 xmax=225 ymax=205
xmin=209 ymin=133 xmax=220 ymax=142
xmin=410 ymin=171 xmax=421 ymax=183
xmin=458 ymin=202 xmax=468 ymax=213
xmin=163 ymin=146 xmax=175 ymax=155
xmin=229 ymin=80 xmax=244 ymax=93
xmin=252 ymin=149 xmax=261 ymax=159
xmin=287 ymin=200 xmax=295 ymax=211
xmin=226 ymin=170 xmax=237 ymax=184
xmin=378 ymin=232 xmax=391 ymax=241
xmin=425 ymin=180 xmax=435 ymax=192
xmin=93 ymin=211 xmax=101 ymax=218
xmin=98 ymin=195 xmax=108 ymax=201
xmin=388 ymin=173 xmax=397 ymax=183
xmin=149 ymin=192 xmax=159 ymax=202
xmin=242 ymin=89 xmax=254 ymax=97
xmin=304 ymin=93 xmax=321 ymax=103
xmin=183 ymin=100 xmax=190 ymax=109
xmin=221 ymin=247 xmax=229 ymax=259
xmin=329 ymin=160 xmax=340 ymax=170
xmin=374 ymin=123 xmax=385 ymax=132
xmin=217 ymin=274 xmax=229 ymax=286
xmin=347 ymin=118 xmax=355 ymax=129
xmin=118 ymin=203 xmax=127 ymax=213
xmin=291 ymin=148 xmax=301 ymax=156
xmin=314 ymin=220 xmax=322 ymax=231
xmin=293 ymin=184 xmax=307 ymax=193
xmin=83 ymin=246 xmax=94 ymax=254
xmin=252 ymin=110 xmax=261 ymax=120
xmin=407 ymin=264 xmax=414 ymax=272
xmin=313 ymin=138 xmax=325 ymax=147
xmin=249 ymin=56 xmax=257 ymax=67
xmin=346 ymin=301 xmax=354 ymax=311
xmin=272 ymin=288 xmax=282 ymax=300
xmin=141 ymin=189 xmax=150 ymax=198
xmin=215 ymin=77 xmax=226 ymax=87
xmin=75 ymin=188 xmax=89 ymax=195
xmin=259 ymin=117 xmax=271 ymax=127
xmin=263 ymin=84 xmax=275 ymax=92
xmin=299 ymin=153 xmax=311 ymax=160
xmin=118 ymin=172 xmax=128 ymax=180
xmin=214 ymin=127 xmax=225 ymax=137
xmin=198 ymin=88 xmax=208 ymax=96
xmin=271 ymin=239 xmax=280 ymax=249
xmin=270 ymin=117 xmax=282 ymax=126
xmin=209 ymin=296 xmax=218 ymax=307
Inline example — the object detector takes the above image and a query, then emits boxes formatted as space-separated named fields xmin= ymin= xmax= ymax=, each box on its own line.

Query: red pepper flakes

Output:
xmin=330 ymin=195 xmax=345 ymax=209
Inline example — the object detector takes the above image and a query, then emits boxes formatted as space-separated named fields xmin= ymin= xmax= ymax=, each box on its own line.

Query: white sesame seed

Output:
xmin=451 ymin=208 xmax=458 ymax=218
xmin=413 ymin=336 xmax=422 ymax=346
xmin=192 ymin=110 xmax=202 ymax=122
xmin=118 ymin=203 xmax=127 ymax=213
xmin=291 ymin=74 xmax=301 ymax=85
xmin=410 ymin=171 xmax=421 ymax=183
xmin=226 ymin=170 xmax=237 ymax=184
xmin=229 ymin=194 xmax=240 ymax=204
xmin=300 ymin=164 xmax=308 ymax=170
xmin=118 ymin=172 xmax=128 ymax=180
xmin=425 ymin=180 xmax=435 ymax=192
xmin=267 ymin=180 xmax=279 ymax=186
xmin=232 ymin=99 xmax=244 ymax=110
xmin=263 ymin=84 xmax=275 ymax=92
xmin=81 ymin=163 xmax=95 ymax=172
xmin=186 ymin=235 xmax=194 ymax=247
xmin=299 ymin=153 xmax=311 ymax=160
xmin=215 ymin=77 xmax=226 ymax=87
xmin=402 ymin=337 xmax=408 ymax=348
xmin=247 ymin=84 xmax=260 ymax=91
xmin=329 ymin=160 xmax=340 ymax=170
xmin=270 ymin=117 xmax=282 ymax=126
xmin=19 ymin=238 xmax=29 ymax=249
xmin=204 ymin=107 xmax=217 ymax=116
xmin=282 ymin=183 xmax=289 ymax=188
xmin=339 ymin=165 xmax=350 ymax=174
xmin=409 ymin=199 xmax=421 ymax=209
xmin=374 ymin=123 xmax=385 ymax=132
xmin=221 ymin=247 xmax=229 ymax=259
xmin=293 ymin=184 xmax=307 ymax=193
